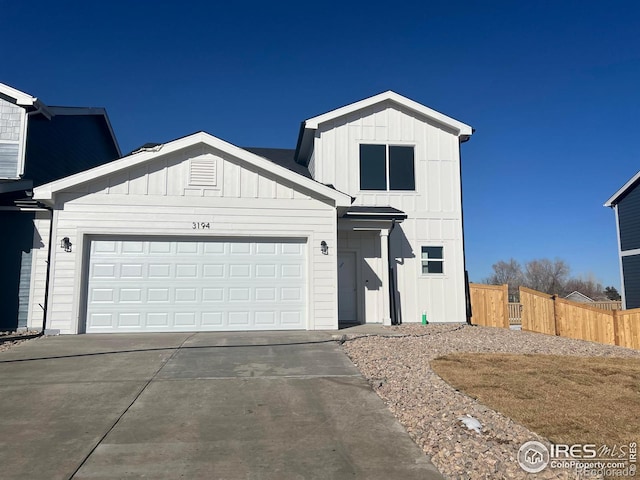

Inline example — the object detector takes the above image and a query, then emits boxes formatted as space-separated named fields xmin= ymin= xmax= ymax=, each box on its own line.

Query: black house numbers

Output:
xmin=192 ymin=222 xmax=211 ymax=229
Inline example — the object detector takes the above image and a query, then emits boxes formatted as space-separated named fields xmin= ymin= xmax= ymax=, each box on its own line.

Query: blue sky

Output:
xmin=3 ymin=0 xmax=639 ymax=288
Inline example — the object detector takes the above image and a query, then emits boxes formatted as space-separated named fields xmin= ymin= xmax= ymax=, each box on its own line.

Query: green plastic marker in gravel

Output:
xmin=422 ymin=311 xmax=428 ymax=325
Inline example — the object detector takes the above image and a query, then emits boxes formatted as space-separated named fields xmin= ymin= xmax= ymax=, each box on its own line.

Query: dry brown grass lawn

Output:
xmin=430 ymin=353 xmax=640 ymax=446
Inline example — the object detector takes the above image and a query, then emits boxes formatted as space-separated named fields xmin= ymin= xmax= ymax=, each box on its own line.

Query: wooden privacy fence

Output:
xmin=469 ymin=283 xmax=509 ymax=328
xmin=507 ymin=300 xmax=620 ymax=325
xmin=520 ymin=286 xmax=640 ymax=350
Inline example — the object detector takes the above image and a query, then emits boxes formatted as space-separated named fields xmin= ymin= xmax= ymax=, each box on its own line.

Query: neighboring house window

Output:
xmin=421 ymin=246 xmax=444 ymax=274
xmin=360 ymin=144 xmax=415 ymax=191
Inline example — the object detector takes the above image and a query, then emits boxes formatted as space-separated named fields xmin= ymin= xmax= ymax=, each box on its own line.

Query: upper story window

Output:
xmin=359 ymin=144 xmax=415 ymax=191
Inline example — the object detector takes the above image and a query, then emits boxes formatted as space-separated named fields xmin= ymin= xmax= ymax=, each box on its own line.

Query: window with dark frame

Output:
xmin=359 ymin=144 xmax=415 ymax=191
xmin=421 ymin=246 xmax=444 ymax=274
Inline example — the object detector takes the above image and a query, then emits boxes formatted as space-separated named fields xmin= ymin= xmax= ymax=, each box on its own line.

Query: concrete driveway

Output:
xmin=0 ymin=332 xmax=443 ymax=479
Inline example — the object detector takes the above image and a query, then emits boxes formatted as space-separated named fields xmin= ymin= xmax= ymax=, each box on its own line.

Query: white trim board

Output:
xmin=304 ymin=91 xmax=473 ymax=136
xmin=33 ymin=131 xmax=352 ymax=207
xmin=605 ymin=170 xmax=640 ymax=207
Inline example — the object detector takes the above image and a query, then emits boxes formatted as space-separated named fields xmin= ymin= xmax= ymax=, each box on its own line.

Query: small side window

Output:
xmin=421 ymin=246 xmax=444 ymax=274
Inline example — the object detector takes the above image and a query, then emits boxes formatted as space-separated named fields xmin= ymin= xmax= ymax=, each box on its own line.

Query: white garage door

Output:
xmin=85 ymin=238 xmax=306 ymax=332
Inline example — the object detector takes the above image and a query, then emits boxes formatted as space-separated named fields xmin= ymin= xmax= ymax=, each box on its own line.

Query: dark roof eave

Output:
xmin=343 ymin=213 xmax=407 ymax=220
xmin=342 ymin=206 xmax=408 ymax=221
xmin=293 ymin=121 xmax=307 ymax=165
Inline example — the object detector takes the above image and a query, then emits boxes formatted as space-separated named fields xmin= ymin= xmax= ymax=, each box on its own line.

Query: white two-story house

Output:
xmin=30 ymin=91 xmax=473 ymax=334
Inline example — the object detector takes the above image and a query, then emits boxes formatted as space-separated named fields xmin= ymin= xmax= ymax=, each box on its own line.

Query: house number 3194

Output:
xmin=192 ymin=222 xmax=211 ymax=229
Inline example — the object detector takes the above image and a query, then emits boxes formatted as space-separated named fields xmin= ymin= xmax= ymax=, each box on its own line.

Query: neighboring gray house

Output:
xmin=564 ymin=291 xmax=594 ymax=303
xmin=0 ymin=83 xmax=120 ymax=331
xmin=30 ymin=91 xmax=473 ymax=334
xmin=605 ymin=171 xmax=640 ymax=309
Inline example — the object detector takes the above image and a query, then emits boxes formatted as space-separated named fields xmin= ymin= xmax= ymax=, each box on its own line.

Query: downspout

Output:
xmin=459 ymin=134 xmax=473 ymax=325
xmin=37 ymin=201 xmax=54 ymax=334
xmin=388 ymin=219 xmax=399 ymax=325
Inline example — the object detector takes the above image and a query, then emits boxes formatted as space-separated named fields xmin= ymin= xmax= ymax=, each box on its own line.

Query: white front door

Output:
xmin=338 ymin=251 xmax=358 ymax=323
xmin=85 ymin=238 xmax=306 ymax=332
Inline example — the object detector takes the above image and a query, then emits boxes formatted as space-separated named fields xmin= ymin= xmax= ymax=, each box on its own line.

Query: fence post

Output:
xmin=613 ymin=309 xmax=620 ymax=346
xmin=552 ymin=295 xmax=559 ymax=336
xmin=502 ymin=284 xmax=509 ymax=329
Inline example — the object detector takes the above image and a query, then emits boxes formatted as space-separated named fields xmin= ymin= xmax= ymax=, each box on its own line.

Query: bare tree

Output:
xmin=482 ymin=257 xmax=610 ymax=300
xmin=485 ymin=258 xmax=523 ymax=299
xmin=562 ymin=274 xmax=605 ymax=300
xmin=523 ymin=258 xmax=569 ymax=295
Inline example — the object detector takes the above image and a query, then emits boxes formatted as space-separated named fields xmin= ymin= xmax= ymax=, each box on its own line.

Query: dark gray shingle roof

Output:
xmin=243 ymin=147 xmax=311 ymax=178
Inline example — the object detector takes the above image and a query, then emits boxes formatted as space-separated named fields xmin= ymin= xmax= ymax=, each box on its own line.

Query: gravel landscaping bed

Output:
xmin=342 ymin=324 xmax=640 ymax=479
xmin=0 ymin=331 xmax=41 ymax=353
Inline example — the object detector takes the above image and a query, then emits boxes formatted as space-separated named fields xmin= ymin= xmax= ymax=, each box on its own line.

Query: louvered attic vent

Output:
xmin=189 ymin=157 xmax=217 ymax=186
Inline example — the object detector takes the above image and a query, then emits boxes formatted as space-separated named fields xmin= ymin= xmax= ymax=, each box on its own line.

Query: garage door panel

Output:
xmin=118 ymin=313 xmax=142 ymax=328
xmin=94 ymin=241 xmax=118 ymax=254
xmin=149 ymin=242 xmax=172 ymax=254
xmin=122 ymin=241 xmax=144 ymax=254
xmin=203 ymin=264 xmax=224 ymax=277
xmin=89 ymin=313 xmax=113 ymax=328
xmin=147 ymin=313 xmax=169 ymax=327
xmin=282 ymin=311 xmax=303 ymax=325
xmin=201 ymin=312 xmax=223 ymax=326
xmin=86 ymin=238 xmax=307 ymax=332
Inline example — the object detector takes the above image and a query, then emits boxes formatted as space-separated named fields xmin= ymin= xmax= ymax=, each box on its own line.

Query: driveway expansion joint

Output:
xmin=66 ymin=333 xmax=197 ymax=480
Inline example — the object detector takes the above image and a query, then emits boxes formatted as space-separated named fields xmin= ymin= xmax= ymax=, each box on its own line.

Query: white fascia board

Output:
xmin=0 ymin=83 xmax=37 ymax=106
xmin=304 ymin=91 xmax=473 ymax=137
xmin=34 ymin=132 xmax=352 ymax=207
xmin=604 ymin=170 xmax=640 ymax=207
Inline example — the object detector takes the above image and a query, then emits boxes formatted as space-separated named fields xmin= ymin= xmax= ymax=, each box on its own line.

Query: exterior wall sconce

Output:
xmin=320 ymin=241 xmax=328 ymax=255
xmin=60 ymin=237 xmax=72 ymax=253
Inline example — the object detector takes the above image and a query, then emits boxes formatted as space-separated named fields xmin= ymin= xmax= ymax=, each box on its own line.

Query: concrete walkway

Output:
xmin=0 ymin=332 xmax=443 ymax=479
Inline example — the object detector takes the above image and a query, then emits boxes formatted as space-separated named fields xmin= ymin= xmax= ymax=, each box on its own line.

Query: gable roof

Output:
xmin=33 ymin=131 xmax=352 ymax=207
xmin=295 ymin=91 xmax=474 ymax=164
xmin=604 ymin=170 xmax=640 ymax=207
xmin=0 ymin=84 xmax=120 ymax=188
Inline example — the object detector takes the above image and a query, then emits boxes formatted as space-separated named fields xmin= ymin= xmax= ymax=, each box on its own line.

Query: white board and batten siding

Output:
xmin=315 ymin=102 xmax=466 ymax=323
xmin=41 ymin=144 xmax=339 ymax=334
